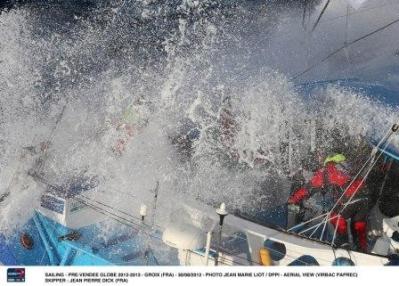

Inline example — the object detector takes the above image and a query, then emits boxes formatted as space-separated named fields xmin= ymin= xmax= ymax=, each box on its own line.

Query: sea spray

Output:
xmin=0 ymin=0 xmax=398 ymax=237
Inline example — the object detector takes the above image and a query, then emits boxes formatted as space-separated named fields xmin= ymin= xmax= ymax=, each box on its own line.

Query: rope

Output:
xmin=319 ymin=214 xmax=328 ymax=240
xmin=308 ymin=222 xmax=321 ymax=238
xmin=293 ymin=16 xmax=399 ymax=79
xmin=327 ymin=130 xmax=398 ymax=247
xmin=337 ymin=129 xmax=395 ymax=213
xmin=373 ymin=158 xmax=393 ymax=205
xmin=70 ymin=194 xmax=329 ymax=266
xmin=30 ymin=119 xmax=399 ymax=264
xmin=74 ymin=197 xmax=142 ymax=232
xmin=297 ymin=214 xmax=338 ymax=236
xmin=311 ymin=0 xmax=331 ymax=33
xmin=78 ymin=194 xmax=143 ymax=226
xmin=287 ymin=121 xmax=399 ymax=251
xmin=343 ymin=4 xmax=352 ymax=68
xmin=319 ymin=2 xmax=399 ymax=26
xmin=287 ymin=212 xmax=327 ymax=232
xmin=70 ymin=197 xmax=283 ymax=266
xmin=78 ymin=193 xmax=164 ymax=231
xmin=40 ymin=183 xmax=347 ymax=266
xmin=291 ymin=123 xmax=396 ymax=232
xmin=302 ymin=1 xmax=308 ymax=31
xmin=330 ymin=214 xmax=340 ymax=247
xmin=324 ymin=143 xmax=388 ymax=240
xmin=97 ymin=188 xmax=136 ymax=199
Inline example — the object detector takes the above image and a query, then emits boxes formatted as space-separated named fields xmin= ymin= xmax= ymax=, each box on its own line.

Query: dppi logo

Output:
xmin=7 ymin=268 xmax=25 ymax=282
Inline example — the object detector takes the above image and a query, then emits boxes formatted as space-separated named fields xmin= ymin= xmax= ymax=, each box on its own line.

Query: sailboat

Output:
xmin=1 ymin=102 xmax=399 ymax=266
xmin=1 ymin=0 xmax=399 ymax=267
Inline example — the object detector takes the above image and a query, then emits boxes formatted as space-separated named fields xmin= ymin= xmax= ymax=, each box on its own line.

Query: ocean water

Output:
xmin=0 ymin=0 xmax=398 ymax=236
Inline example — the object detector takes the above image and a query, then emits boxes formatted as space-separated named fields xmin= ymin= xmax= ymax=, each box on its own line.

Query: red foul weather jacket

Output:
xmin=288 ymin=162 xmax=365 ymax=205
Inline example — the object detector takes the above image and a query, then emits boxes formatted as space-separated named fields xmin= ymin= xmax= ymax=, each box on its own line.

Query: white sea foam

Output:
xmin=0 ymin=1 xmax=398 ymax=235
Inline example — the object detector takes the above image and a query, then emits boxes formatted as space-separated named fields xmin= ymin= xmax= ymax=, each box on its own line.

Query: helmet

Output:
xmin=324 ymin=153 xmax=346 ymax=165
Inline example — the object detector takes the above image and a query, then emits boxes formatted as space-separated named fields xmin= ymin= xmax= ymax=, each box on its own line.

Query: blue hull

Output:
xmin=0 ymin=212 xmax=178 ymax=266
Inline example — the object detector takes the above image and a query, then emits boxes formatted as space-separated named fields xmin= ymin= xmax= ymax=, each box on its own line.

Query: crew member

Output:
xmin=288 ymin=153 xmax=369 ymax=252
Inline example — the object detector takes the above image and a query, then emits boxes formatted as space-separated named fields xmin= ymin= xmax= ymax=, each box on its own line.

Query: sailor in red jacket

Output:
xmin=288 ymin=153 xmax=369 ymax=252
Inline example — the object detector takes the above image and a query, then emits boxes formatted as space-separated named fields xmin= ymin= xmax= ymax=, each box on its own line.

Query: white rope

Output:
xmin=288 ymin=134 xmax=388 ymax=232
xmin=337 ymin=133 xmax=393 ymax=214
xmin=288 ymin=121 xmax=399 ymax=247
xmin=321 ymin=139 xmax=390 ymax=241
xmin=327 ymin=126 xmax=399 ymax=247
xmin=308 ymin=222 xmax=321 ymax=238
xmin=299 ymin=222 xmax=321 ymax=236
xmin=331 ymin=216 xmax=339 ymax=247
xmin=298 ymin=213 xmax=339 ymax=235
xmin=319 ymin=214 xmax=328 ymax=241
xmin=311 ymin=124 xmax=397 ymax=232
xmin=287 ymin=212 xmax=328 ymax=232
